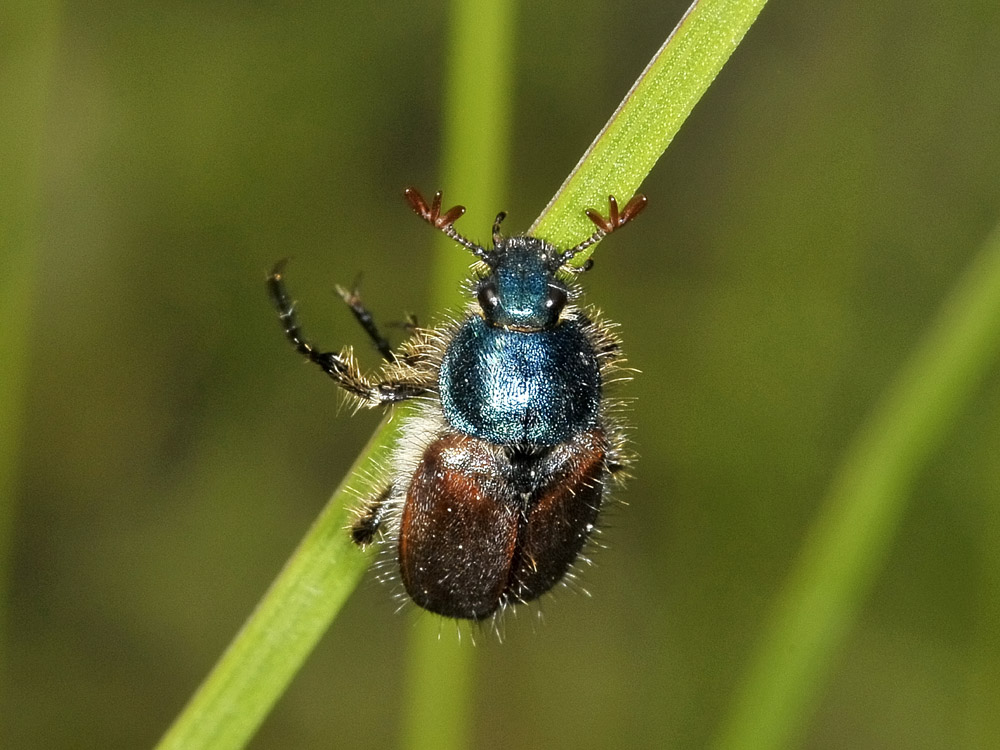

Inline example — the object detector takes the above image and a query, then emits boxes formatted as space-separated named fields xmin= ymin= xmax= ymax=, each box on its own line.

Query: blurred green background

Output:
xmin=3 ymin=1 xmax=1000 ymax=748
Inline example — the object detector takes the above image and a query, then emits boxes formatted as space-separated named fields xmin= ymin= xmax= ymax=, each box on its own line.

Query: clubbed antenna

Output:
xmin=404 ymin=187 xmax=491 ymax=262
xmin=558 ymin=193 xmax=648 ymax=269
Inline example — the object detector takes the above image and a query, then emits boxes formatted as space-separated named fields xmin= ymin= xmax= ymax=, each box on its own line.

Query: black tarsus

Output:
xmin=268 ymin=260 xmax=427 ymax=405
xmin=335 ymin=279 xmax=395 ymax=363
xmin=351 ymin=486 xmax=393 ymax=545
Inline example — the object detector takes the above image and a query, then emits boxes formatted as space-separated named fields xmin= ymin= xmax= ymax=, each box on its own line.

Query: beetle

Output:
xmin=268 ymin=188 xmax=645 ymax=620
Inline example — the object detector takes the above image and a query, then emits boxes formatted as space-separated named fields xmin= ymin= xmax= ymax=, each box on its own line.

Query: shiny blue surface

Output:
xmin=489 ymin=238 xmax=560 ymax=329
xmin=439 ymin=315 xmax=601 ymax=446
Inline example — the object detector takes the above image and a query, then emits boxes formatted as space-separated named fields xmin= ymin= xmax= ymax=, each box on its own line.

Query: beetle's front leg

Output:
xmin=268 ymin=261 xmax=427 ymax=405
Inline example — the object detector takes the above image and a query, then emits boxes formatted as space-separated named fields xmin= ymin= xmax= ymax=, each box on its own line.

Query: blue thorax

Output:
xmin=438 ymin=235 xmax=601 ymax=446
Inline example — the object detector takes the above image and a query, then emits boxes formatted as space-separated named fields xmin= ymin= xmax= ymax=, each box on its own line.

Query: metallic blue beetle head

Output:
xmin=403 ymin=187 xmax=646 ymax=335
xmin=476 ymin=235 xmax=571 ymax=332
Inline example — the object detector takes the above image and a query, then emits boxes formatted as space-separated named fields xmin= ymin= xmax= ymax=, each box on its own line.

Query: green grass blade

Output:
xmin=0 ymin=0 xmax=61 ymax=670
xmin=531 ymin=0 xmax=770 ymax=250
xmin=155 ymin=420 xmax=392 ymax=750
xmin=712 ymin=222 xmax=1000 ymax=750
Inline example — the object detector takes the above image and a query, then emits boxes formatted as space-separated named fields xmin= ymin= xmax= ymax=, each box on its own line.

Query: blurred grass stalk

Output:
xmin=400 ymin=0 xmax=515 ymax=747
xmin=157 ymin=1 xmax=768 ymax=747
xmin=0 ymin=2 xmax=61 ymax=673
xmin=712 ymin=222 xmax=1000 ymax=750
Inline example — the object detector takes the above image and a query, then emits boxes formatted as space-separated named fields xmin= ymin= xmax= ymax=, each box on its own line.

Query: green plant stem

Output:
xmin=155 ymin=1 xmax=769 ymax=746
xmin=531 ymin=0 xmax=770 ymax=249
xmin=402 ymin=630 xmax=477 ymax=750
xmin=0 ymin=1 xmax=61 ymax=673
xmin=401 ymin=0 xmax=516 ymax=747
xmin=712 ymin=221 xmax=1000 ymax=750
xmin=155 ymin=420 xmax=392 ymax=750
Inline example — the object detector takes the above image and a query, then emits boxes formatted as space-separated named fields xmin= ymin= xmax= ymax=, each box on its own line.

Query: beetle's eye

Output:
xmin=544 ymin=285 xmax=567 ymax=318
xmin=477 ymin=281 xmax=500 ymax=314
